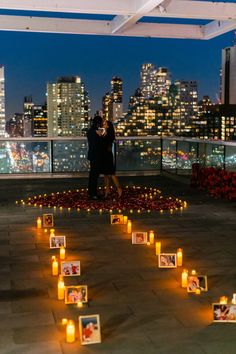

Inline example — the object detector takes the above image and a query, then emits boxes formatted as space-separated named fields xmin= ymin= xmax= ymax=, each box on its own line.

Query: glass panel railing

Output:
xmin=116 ymin=138 xmax=161 ymax=171
xmin=0 ymin=140 xmax=50 ymax=174
xmin=205 ymin=143 xmax=225 ymax=168
xmin=53 ymin=140 xmax=89 ymax=172
xmin=162 ymin=139 xmax=176 ymax=170
xmin=176 ymin=141 xmax=198 ymax=174
xmin=225 ymin=145 xmax=236 ymax=172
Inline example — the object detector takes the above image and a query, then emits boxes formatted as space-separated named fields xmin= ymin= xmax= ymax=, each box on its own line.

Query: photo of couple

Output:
xmin=87 ymin=116 xmax=122 ymax=200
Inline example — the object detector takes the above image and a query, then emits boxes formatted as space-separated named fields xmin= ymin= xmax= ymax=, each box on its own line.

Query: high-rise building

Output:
xmin=23 ymin=96 xmax=34 ymax=137
xmin=102 ymin=77 xmax=123 ymax=122
xmin=6 ymin=113 xmax=24 ymax=137
xmin=32 ymin=104 xmax=47 ymax=137
xmin=47 ymin=76 xmax=90 ymax=137
xmin=102 ymin=92 xmax=111 ymax=121
xmin=221 ymin=45 xmax=236 ymax=104
xmin=0 ymin=66 xmax=6 ymax=136
xmin=173 ymin=80 xmax=198 ymax=135
xmin=140 ymin=64 xmax=171 ymax=100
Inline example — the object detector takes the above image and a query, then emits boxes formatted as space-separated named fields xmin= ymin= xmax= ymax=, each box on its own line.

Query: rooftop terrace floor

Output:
xmin=0 ymin=175 xmax=236 ymax=354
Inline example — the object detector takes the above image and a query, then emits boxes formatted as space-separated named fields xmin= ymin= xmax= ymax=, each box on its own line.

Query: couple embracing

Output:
xmin=87 ymin=115 xmax=122 ymax=200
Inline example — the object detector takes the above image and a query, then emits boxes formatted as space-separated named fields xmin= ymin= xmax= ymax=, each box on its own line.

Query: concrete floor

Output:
xmin=0 ymin=175 xmax=236 ymax=354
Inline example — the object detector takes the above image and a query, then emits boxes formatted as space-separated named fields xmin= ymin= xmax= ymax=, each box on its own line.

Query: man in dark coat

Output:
xmin=87 ymin=115 xmax=103 ymax=199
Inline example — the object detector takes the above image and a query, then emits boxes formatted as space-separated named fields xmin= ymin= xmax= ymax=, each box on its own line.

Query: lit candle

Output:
xmin=184 ymin=201 xmax=187 ymax=208
xmin=149 ymin=230 xmax=155 ymax=245
xmin=57 ymin=275 xmax=65 ymax=300
xmin=52 ymin=257 xmax=58 ymax=276
xmin=66 ymin=320 xmax=75 ymax=343
xmin=191 ymin=270 xmax=197 ymax=275
xmin=44 ymin=229 xmax=48 ymax=233
xmin=37 ymin=217 xmax=42 ymax=229
xmin=177 ymin=248 xmax=183 ymax=267
xmin=127 ymin=220 xmax=132 ymax=234
xmin=220 ymin=296 xmax=228 ymax=304
xmin=77 ymin=300 xmax=83 ymax=308
xmin=181 ymin=269 xmax=188 ymax=288
xmin=60 ymin=246 xmax=66 ymax=260
xmin=147 ymin=241 xmax=150 ymax=246
xmin=62 ymin=318 xmax=68 ymax=325
xmin=50 ymin=229 xmax=55 ymax=236
xmin=232 ymin=294 xmax=236 ymax=304
xmin=195 ymin=288 xmax=201 ymax=295
xmin=155 ymin=241 xmax=161 ymax=255
xmin=123 ymin=216 xmax=128 ymax=224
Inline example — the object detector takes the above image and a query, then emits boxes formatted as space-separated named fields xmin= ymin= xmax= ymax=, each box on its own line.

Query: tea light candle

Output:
xmin=127 ymin=220 xmax=132 ymax=234
xmin=66 ymin=320 xmax=75 ymax=343
xmin=195 ymin=288 xmax=201 ymax=295
xmin=60 ymin=246 xmax=66 ymax=260
xmin=52 ymin=257 xmax=59 ymax=276
xmin=149 ymin=230 xmax=155 ymax=245
xmin=37 ymin=217 xmax=42 ymax=229
xmin=123 ymin=216 xmax=128 ymax=224
xmin=191 ymin=270 xmax=197 ymax=275
xmin=57 ymin=275 xmax=65 ymax=300
xmin=62 ymin=318 xmax=68 ymax=325
xmin=177 ymin=248 xmax=183 ymax=267
xmin=155 ymin=241 xmax=161 ymax=255
xmin=181 ymin=269 xmax=188 ymax=288
xmin=220 ymin=296 xmax=228 ymax=304
xmin=77 ymin=300 xmax=83 ymax=308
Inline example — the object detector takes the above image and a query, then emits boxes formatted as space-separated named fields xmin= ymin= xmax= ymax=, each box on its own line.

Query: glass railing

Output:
xmin=0 ymin=136 xmax=235 ymax=176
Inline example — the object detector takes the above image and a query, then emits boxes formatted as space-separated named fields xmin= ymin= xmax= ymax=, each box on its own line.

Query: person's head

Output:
xmin=92 ymin=116 xmax=103 ymax=129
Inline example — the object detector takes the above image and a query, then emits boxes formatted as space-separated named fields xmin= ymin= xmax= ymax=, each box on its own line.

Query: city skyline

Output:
xmin=0 ymin=29 xmax=235 ymax=119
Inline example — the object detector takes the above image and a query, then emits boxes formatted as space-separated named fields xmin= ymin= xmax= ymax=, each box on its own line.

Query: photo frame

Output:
xmin=187 ymin=275 xmax=208 ymax=292
xmin=43 ymin=213 xmax=54 ymax=228
xmin=61 ymin=261 xmax=80 ymax=276
xmin=132 ymin=232 xmax=148 ymax=244
xmin=65 ymin=285 xmax=88 ymax=304
xmin=49 ymin=235 xmax=66 ymax=249
xmin=110 ymin=214 xmax=124 ymax=225
xmin=79 ymin=314 xmax=101 ymax=345
xmin=213 ymin=304 xmax=236 ymax=322
xmin=158 ymin=253 xmax=177 ymax=268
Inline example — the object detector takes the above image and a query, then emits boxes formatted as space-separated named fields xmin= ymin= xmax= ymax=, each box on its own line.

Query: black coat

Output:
xmin=87 ymin=127 xmax=102 ymax=162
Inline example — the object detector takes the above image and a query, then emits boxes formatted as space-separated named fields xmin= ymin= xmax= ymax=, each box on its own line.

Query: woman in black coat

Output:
xmin=101 ymin=120 xmax=122 ymax=198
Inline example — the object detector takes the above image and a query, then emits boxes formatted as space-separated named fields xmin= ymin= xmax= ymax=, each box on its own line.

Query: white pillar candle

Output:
xmin=177 ymin=248 xmax=183 ymax=267
xmin=66 ymin=320 xmax=75 ymax=343
xmin=127 ymin=220 xmax=132 ymax=234
xmin=155 ymin=241 xmax=161 ymax=255
xmin=149 ymin=231 xmax=155 ymax=245
xmin=181 ymin=269 xmax=188 ymax=288
xmin=60 ymin=246 xmax=66 ymax=260
xmin=57 ymin=276 xmax=65 ymax=300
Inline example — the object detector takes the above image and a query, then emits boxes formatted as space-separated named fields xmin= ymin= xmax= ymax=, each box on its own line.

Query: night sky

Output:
xmin=0 ymin=14 xmax=235 ymax=119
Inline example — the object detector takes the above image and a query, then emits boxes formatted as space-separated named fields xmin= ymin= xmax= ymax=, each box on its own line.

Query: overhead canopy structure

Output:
xmin=0 ymin=0 xmax=236 ymax=40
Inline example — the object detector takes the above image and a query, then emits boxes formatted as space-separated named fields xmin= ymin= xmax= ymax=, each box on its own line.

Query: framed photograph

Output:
xmin=49 ymin=235 xmax=66 ymax=249
xmin=110 ymin=214 xmax=124 ymax=225
xmin=65 ymin=285 xmax=88 ymax=304
xmin=187 ymin=275 xmax=208 ymax=292
xmin=213 ymin=304 xmax=236 ymax=323
xmin=43 ymin=213 xmax=54 ymax=228
xmin=158 ymin=253 xmax=177 ymax=268
xmin=61 ymin=261 xmax=80 ymax=276
xmin=132 ymin=232 xmax=148 ymax=244
xmin=79 ymin=314 xmax=101 ymax=345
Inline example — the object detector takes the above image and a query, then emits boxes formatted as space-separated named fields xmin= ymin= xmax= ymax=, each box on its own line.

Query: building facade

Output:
xmin=221 ymin=45 xmax=236 ymax=105
xmin=47 ymin=76 xmax=90 ymax=137
xmin=0 ymin=66 xmax=6 ymax=136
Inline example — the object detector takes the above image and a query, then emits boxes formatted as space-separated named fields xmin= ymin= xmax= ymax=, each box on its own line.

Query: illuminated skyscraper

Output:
xmin=102 ymin=92 xmax=111 ymax=120
xmin=23 ymin=96 xmax=34 ymax=137
xmin=47 ymin=76 xmax=90 ymax=137
xmin=102 ymin=77 xmax=123 ymax=122
xmin=0 ymin=66 xmax=6 ymax=136
xmin=140 ymin=64 xmax=171 ymax=100
xmin=32 ymin=104 xmax=47 ymax=137
xmin=173 ymin=80 xmax=198 ymax=135
xmin=221 ymin=45 xmax=236 ymax=104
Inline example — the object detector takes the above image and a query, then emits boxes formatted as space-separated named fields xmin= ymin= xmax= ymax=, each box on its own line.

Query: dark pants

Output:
xmin=88 ymin=160 xmax=100 ymax=197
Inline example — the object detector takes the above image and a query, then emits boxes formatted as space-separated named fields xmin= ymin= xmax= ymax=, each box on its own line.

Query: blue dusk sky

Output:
xmin=0 ymin=12 xmax=235 ymax=119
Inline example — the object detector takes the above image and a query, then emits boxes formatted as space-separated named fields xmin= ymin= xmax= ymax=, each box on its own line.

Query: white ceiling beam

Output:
xmin=121 ymin=22 xmax=204 ymax=39
xmin=152 ymin=1 xmax=236 ymax=21
xmin=203 ymin=19 xmax=236 ymax=39
xmin=111 ymin=0 xmax=166 ymax=34
xmin=0 ymin=14 xmax=204 ymax=40
xmin=0 ymin=15 xmax=111 ymax=35
xmin=0 ymin=0 xmax=133 ymax=16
